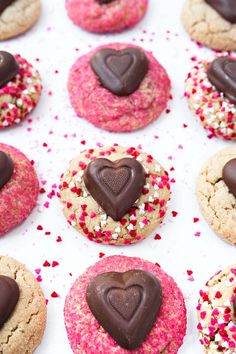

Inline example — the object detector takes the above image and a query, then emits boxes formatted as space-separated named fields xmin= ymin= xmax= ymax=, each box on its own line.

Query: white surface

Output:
xmin=0 ymin=0 xmax=235 ymax=353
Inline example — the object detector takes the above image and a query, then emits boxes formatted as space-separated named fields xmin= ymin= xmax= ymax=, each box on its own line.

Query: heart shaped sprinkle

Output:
xmin=0 ymin=51 xmax=19 ymax=89
xmin=205 ymin=0 xmax=236 ymax=23
xmin=0 ymin=0 xmax=15 ymax=15
xmin=84 ymin=158 xmax=146 ymax=221
xmin=86 ymin=270 xmax=162 ymax=350
xmin=223 ymin=158 xmax=236 ymax=197
xmin=0 ymin=275 xmax=19 ymax=328
xmin=207 ymin=57 xmax=236 ymax=104
xmin=0 ymin=151 xmax=14 ymax=189
xmin=90 ymin=48 xmax=148 ymax=96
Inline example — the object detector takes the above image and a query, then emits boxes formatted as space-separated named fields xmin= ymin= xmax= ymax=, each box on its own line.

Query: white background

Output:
xmin=0 ymin=0 xmax=235 ymax=353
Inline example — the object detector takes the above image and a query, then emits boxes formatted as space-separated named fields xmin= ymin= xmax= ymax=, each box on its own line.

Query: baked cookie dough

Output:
xmin=0 ymin=0 xmax=41 ymax=40
xmin=0 ymin=51 xmax=42 ymax=128
xmin=0 ymin=255 xmax=46 ymax=354
xmin=182 ymin=0 xmax=236 ymax=51
xmin=185 ymin=56 xmax=236 ymax=140
xmin=60 ymin=146 xmax=171 ymax=245
xmin=68 ymin=43 xmax=171 ymax=132
xmin=197 ymin=264 xmax=236 ymax=352
xmin=64 ymin=255 xmax=187 ymax=353
xmin=196 ymin=146 xmax=236 ymax=244
xmin=65 ymin=0 xmax=148 ymax=33
xmin=0 ymin=143 xmax=39 ymax=236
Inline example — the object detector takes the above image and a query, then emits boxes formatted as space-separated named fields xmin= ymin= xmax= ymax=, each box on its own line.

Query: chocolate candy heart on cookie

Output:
xmin=0 ymin=151 xmax=14 ymax=189
xmin=0 ymin=0 xmax=15 ymax=15
xmin=207 ymin=57 xmax=236 ymax=104
xmin=0 ymin=275 xmax=19 ymax=328
xmin=205 ymin=0 xmax=236 ymax=23
xmin=233 ymin=295 xmax=236 ymax=315
xmin=223 ymin=158 xmax=236 ymax=197
xmin=86 ymin=270 xmax=162 ymax=349
xmin=96 ymin=0 xmax=115 ymax=4
xmin=0 ymin=51 xmax=19 ymax=88
xmin=90 ymin=48 xmax=148 ymax=96
xmin=84 ymin=158 xmax=146 ymax=221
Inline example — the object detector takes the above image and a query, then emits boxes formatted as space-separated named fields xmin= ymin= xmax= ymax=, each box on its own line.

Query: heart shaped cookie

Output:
xmin=0 ymin=275 xmax=19 ymax=328
xmin=207 ymin=57 xmax=236 ymax=104
xmin=84 ymin=158 xmax=146 ymax=221
xmin=205 ymin=0 xmax=236 ymax=23
xmin=0 ymin=51 xmax=19 ymax=89
xmin=223 ymin=158 xmax=236 ymax=197
xmin=86 ymin=270 xmax=162 ymax=349
xmin=90 ymin=48 xmax=148 ymax=96
xmin=0 ymin=151 xmax=14 ymax=189
xmin=0 ymin=0 xmax=15 ymax=15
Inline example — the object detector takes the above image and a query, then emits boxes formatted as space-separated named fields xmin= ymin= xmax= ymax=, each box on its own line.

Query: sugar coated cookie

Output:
xmin=60 ymin=146 xmax=170 ymax=245
xmin=64 ymin=255 xmax=187 ymax=353
xmin=182 ymin=0 xmax=236 ymax=51
xmin=65 ymin=0 xmax=148 ymax=33
xmin=0 ymin=0 xmax=41 ymax=40
xmin=0 ymin=143 xmax=39 ymax=236
xmin=197 ymin=264 xmax=236 ymax=352
xmin=185 ymin=56 xmax=236 ymax=140
xmin=0 ymin=255 xmax=46 ymax=354
xmin=68 ymin=43 xmax=171 ymax=132
xmin=196 ymin=146 xmax=236 ymax=244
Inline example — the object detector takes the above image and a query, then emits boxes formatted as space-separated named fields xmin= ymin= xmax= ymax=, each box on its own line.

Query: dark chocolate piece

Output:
xmin=96 ymin=0 xmax=115 ymax=4
xmin=0 ymin=51 xmax=19 ymax=88
xmin=207 ymin=57 xmax=236 ymax=104
xmin=86 ymin=270 xmax=162 ymax=350
xmin=84 ymin=158 xmax=146 ymax=221
xmin=90 ymin=48 xmax=148 ymax=96
xmin=206 ymin=0 xmax=236 ymax=23
xmin=233 ymin=295 xmax=236 ymax=315
xmin=0 ymin=151 xmax=14 ymax=189
xmin=0 ymin=275 xmax=19 ymax=328
xmin=223 ymin=158 xmax=236 ymax=197
xmin=0 ymin=0 xmax=15 ymax=15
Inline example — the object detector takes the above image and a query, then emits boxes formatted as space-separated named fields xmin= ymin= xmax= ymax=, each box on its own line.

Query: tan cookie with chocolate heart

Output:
xmin=196 ymin=146 xmax=236 ymax=244
xmin=182 ymin=0 xmax=236 ymax=50
xmin=0 ymin=256 xmax=46 ymax=354
xmin=60 ymin=146 xmax=171 ymax=245
xmin=0 ymin=0 xmax=41 ymax=40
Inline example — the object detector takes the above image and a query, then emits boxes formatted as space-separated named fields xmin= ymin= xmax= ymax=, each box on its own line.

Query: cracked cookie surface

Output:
xmin=182 ymin=0 xmax=236 ymax=51
xmin=0 ymin=256 xmax=46 ymax=354
xmin=196 ymin=147 xmax=236 ymax=244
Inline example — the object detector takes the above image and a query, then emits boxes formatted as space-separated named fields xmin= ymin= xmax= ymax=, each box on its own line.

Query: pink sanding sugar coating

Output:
xmin=0 ymin=143 xmax=39 ymax=235
xmin=64 ymin=255 xmax=187 ymax=353
xmin=68 ymin=43 xmax=171 ymax=132
xmin=65 ymin=0 xmax=148 ymax=33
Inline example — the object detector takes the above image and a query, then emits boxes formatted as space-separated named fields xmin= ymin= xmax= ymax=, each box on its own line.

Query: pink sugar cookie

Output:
xmin=68 ymin=43 xmax=171 ymax=132
xmin=65 ymin=0 xmax=148 ymax=33
xmin=64 ymin=255 xmax=187 ymax=354
xmin=0 ymin=143 xmax=39 ymax=235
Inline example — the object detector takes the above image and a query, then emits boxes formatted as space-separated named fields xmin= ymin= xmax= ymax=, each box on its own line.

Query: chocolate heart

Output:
xmin=96 ymin=0 xmax=115 ymax=4
xmin=233 ymin=295 xmax=236 ymax=315
xmin=0 ymin=151 xmax=14 ymax=189
xmin=205 ymin=0 xmax=236 ymax=23
xmin=0 ymin=0 xmax=15 ymax=14
xmin=86 ymin=270 xmax=162 ymax=349
xmin=84 ymin=158 xmax=146 ymax=221
xmin=0 ymin=51 xmax=19 ymax=89
xmin=0 ymin=275 xmax=19 ymax=328
xmin=223 ymin=158 xmax=236 ymax=197
xmin=90 ymin=48 xmax=148 ymax=96
xmin=207 ymin=57 xmax=236 ymax=104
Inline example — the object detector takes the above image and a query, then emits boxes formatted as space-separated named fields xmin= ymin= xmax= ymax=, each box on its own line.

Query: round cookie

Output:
xmin=0 ymin=52 xmax=42 ymax=128
xmin=60 ymin=146 xmax=171 ymax=245
xmin=65 ymin=0 xmax=148 ymax=34
xmin=0 ymin=0 xmax=41 ymax=40
xmin=182 ymin=0 xmax=236 ymax=51
xmin=0 ymin=143 xmax=39 ymax=236
xmin=185 ymin=56 xmax=236 ymax=140
xmin=68 ymin=43 xmax=171 ymax=132
xmin=196 ymin=146 xmax=236 ymax=244
xmin=0 ymin=255 xmax=46 ymax=354
xmin=64 ymin=255 xmax=187 ymax=353
xmin=197 ymin=264 xmax=236 ymax=352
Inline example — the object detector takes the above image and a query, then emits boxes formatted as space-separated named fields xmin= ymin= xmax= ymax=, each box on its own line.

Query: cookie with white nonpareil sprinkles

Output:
xmin=0 ymin=51 xmax=42 ymax=128
xmin=59 ymin=146 xmax=170 ymax=245
xmin=185 ymin=56 xmax=236 ymax=140
xmin=197 ymin=265 xmax=236 ymax=353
